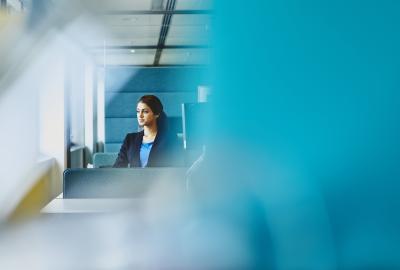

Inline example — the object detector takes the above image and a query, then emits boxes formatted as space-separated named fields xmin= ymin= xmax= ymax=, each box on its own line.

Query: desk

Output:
xmin=41 ymin=198 xmax=149 ymax=214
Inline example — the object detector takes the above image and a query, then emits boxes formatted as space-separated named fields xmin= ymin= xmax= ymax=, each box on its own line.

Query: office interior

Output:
xmin=0 ymin=0 xmax=400 ymax=269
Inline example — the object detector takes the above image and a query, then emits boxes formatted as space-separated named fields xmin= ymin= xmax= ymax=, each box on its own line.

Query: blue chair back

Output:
xmin=93 ymin=152 xmax=118 ymax=168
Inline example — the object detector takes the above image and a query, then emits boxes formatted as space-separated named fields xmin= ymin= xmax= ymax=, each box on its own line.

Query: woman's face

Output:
xmin=136 ymin=102 xmax=157 ymax=127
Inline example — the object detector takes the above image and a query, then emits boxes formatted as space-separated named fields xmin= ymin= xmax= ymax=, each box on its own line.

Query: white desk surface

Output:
xmin=41 ymin=198 xmax=149 ymax=214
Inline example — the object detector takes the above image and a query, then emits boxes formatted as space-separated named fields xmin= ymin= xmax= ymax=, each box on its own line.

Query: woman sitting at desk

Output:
xmin=113 ymin=95 xmax=182 ymax=168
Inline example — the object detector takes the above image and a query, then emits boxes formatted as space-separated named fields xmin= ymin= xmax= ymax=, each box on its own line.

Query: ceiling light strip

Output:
xmin=104 ymin=10 xmax=212 ymax=15
xmin=88 ymin=45 xmax=209 ymax=51
xmin=153 ymin=0 xmax=176 ymax=65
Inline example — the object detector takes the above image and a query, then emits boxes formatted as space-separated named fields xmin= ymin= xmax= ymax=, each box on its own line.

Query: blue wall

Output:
xmin=104 ymin=66 xmax=209 ymax=152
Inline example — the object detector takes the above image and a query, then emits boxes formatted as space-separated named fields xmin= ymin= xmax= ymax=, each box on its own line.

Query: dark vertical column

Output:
xmin=0 ymin=0 xmax=7 ymax=11
xmin=92 ymin=67 xmax=99 ymax=153
xmin=64 ymin=61 xmax=72 ymax=168
xmin=26 ymin=0 xmax=49 ymax=30
xmin=0 ymin=0 xmax=7 ymax=9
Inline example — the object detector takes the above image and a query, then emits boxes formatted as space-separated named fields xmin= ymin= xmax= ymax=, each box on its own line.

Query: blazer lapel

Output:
xmin=147 ymin=131 xmax=164 ymax=166
xmin=131 ymin=131 xmax=143 ymax=167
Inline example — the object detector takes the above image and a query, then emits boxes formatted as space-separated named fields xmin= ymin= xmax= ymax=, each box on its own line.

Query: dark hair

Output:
xmin=137 ymin=95 xmax=168 ymax=132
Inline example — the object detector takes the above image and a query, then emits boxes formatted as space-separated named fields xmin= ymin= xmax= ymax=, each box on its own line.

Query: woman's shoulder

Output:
xmin=126 ymin=131 xmax=142 ymax=137
xmin=124 ymin=131 xmax=143 ymax=142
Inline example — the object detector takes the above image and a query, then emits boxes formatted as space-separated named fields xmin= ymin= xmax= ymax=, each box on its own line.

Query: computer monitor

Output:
xmin=181 ymin=102 xmax=208 ymax=150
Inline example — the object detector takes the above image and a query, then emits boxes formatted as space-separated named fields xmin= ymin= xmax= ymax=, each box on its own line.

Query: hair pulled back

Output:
xmin=138 ymin=95 xmax=168 ymax=132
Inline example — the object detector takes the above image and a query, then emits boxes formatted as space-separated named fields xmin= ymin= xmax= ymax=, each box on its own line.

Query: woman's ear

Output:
xmin=155 ymin=114 xmax=160 ymax=118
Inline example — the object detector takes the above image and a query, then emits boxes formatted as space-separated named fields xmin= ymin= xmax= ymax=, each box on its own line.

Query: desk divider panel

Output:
xmin=63 ymin=168 xmax=187 ymax=198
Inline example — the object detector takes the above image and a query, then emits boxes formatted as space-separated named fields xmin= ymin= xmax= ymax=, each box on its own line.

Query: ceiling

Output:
xmin=87 ymin=0 xmax=213 ymax=66
xmin=3 ymin=0 xmax=212 ymax=66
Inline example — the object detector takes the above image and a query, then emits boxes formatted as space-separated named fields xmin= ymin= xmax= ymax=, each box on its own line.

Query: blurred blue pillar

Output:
xmin=211 ymin=0 xmax=400 ymax=268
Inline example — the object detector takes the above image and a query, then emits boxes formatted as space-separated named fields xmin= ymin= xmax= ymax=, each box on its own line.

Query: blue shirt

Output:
xmin=139 ymin=142 xmax=154 ymax=168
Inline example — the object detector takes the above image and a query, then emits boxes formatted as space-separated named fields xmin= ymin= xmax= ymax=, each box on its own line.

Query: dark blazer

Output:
xmin=113 ymin=130 xmax=184 ymax=168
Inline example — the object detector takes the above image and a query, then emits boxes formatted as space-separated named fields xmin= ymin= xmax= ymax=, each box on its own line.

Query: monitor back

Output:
xmin=63 ymin=168 xmax=187 ymax=198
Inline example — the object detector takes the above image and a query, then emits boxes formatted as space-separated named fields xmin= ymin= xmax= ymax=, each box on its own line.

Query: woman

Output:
xmin=113 ymin=95 xmax=183 ymax=168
